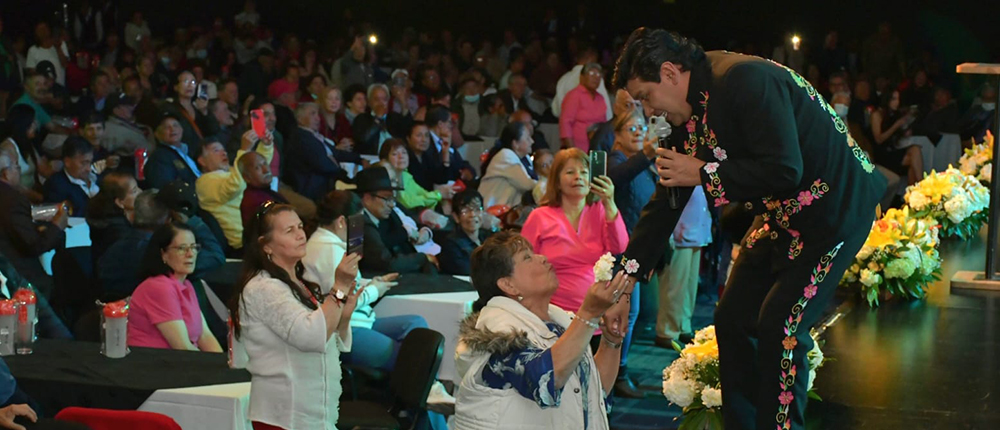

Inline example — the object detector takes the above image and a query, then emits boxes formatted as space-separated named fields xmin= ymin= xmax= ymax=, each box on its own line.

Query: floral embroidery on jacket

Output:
xmin=770 ymin=60 xmax=876 ymax=174
xmin=757 ymin=179 xmax=829 ymax=259
xmin=704 ymin=163 xmax=729 ymax=207
xmin=775 ymin=242 xmax=843 ymax=429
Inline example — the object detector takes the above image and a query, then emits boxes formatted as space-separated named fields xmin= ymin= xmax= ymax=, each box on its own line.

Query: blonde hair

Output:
xmin=541 ymin=148 xmax=600 ymax=208
xmin=318 ymin=86 xmax=342 ymax=113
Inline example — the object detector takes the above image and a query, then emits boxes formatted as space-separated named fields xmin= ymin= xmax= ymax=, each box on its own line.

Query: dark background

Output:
xmin=2 ymin=0 xmax=997 ymax=58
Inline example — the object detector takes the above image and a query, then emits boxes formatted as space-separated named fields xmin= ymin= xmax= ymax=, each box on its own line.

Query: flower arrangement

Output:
xmin=840 ymin=207 xmax=942 ymax=306
xmin=661 ymin=326 xmax=827 ymax=429
xmin=903 ymin=167 xmax=990 ymax=240
xmin=958 ymin=131 xmax=994 ymax=184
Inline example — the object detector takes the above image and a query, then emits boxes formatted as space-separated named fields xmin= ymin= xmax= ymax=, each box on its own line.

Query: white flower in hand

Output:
xmin=593 ymin=253 xmax=615 ymax=282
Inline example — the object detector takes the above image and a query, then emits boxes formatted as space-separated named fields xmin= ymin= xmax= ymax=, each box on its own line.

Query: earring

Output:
xmin=267 ymin=253 xmax=273 ymax=262
xmin=517 ymin=295 xmax=523 ymax=302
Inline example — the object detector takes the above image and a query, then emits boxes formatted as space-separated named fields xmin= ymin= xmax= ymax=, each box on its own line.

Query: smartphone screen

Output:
xmin=196 ymin=83 xmax=209 ymax=100
xmin=250 ymin=109 xmax=267 ymax=138
xmin=589 ymin=150 xmax=607 ymax=183
xmin=347 ymin=213 xmax=365 ymax=258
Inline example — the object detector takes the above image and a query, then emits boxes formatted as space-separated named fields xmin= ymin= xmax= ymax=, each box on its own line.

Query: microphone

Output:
xmin=649 ymin=115 xmax=681 ymax=210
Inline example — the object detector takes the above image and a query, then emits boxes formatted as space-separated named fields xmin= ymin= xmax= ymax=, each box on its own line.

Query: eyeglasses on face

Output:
xmin=459 ymin=207 xmax=484 ymax=216
xmin=167 ymin=244 xmax=201 ymax=254
xmin=374 ymin=194 xmax=396 ymax=205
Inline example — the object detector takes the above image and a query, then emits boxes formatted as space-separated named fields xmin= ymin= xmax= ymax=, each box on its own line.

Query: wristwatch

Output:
xmin=329 ymin=289 xmax=348 ymax=304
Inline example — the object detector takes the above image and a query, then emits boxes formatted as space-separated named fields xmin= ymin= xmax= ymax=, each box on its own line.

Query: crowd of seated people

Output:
xmin=0 ymin=2 xmax=989 ymax=427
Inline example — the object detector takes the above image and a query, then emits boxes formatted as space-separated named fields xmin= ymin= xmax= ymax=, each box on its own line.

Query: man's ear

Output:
xmin=660 ymin=62 xmax=681 ymax=85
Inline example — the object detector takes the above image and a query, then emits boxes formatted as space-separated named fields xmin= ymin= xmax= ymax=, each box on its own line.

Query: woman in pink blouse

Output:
xmin=521 ymin=148 xmax=628 ymax=320
xmin=559 ymin=64 xmax=608 ymax=151
xmin=128 ymin=222 xmax=222 ymax=352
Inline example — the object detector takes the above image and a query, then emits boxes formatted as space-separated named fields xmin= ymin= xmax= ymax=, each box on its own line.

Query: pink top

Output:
xmin=127 ymin=275 xmax=203 ymax=349
xmin=559 ymin=85 xmax=607 ymax=151
xmin=521 ymin=201 xmax=628 ymax=314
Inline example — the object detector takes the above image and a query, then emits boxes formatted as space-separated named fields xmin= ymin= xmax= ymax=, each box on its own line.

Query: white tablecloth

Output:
xmin=373 ymin=289 xmax=478 ymax=382
xmin=138 ymin=382 xmax=251 ymax=430
xmin=40 ymin=217 xmax=89 ymax=276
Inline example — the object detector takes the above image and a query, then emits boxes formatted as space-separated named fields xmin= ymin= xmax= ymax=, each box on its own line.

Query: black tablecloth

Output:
xmin=202 ymin=263 xmax=476 ymax=303
xmin=5 ymin=340 xmax=250 ymax=414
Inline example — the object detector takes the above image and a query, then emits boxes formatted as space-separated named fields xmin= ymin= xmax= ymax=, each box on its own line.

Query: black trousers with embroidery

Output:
xmin=714 ymin=229 xmax=866 ymax=430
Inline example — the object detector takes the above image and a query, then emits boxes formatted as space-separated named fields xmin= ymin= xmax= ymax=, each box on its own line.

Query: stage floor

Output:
xmin=611 ymin=231 xmax=1000 ymax=430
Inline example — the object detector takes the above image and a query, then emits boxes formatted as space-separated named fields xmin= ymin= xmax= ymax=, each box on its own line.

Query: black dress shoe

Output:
xmin=678 ymin=332 xmax=695 ymax=344
xmin=614 ymin=375 xmax=646 ymax=398
xmin=654 ymin=336 xmax=677 ymax=349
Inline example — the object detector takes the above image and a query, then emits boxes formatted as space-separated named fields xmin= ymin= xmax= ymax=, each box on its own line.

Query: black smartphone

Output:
xmin=589 ymin=150 xmax=607 ymax=183
xmin=347 ymin=214 xmax=365 ymax=257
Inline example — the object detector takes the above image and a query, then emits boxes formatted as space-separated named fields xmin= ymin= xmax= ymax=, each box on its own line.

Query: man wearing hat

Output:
xmin=103 ymin=92 xmax=155 ymax=156
xmin=144 ymin=112 xmax=201 ymax=189
xmin=357 ymin=166 xmax=437 ymax=274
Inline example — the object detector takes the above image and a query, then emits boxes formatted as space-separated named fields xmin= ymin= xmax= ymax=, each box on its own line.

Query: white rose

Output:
xmin=907 ymin=191 xmax=930 ymax=211
xmin=856 ymin=246 xmax=875 ymax=261
xmin=593 ymin=253 xmax=616 ymax=282
xmin=701 ymin=386 xmax=723 ymax=408
xmin=859 ymin=269 xmax=881 ymax=287
xmin=662 ymin=376 xmax=696 ymax=407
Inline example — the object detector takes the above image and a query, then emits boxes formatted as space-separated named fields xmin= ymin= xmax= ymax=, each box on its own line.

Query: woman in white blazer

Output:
xmin=229 ymin=202 xmax=362 ymax=430
xmin=478 ymin=122 xmax=537 ymax=208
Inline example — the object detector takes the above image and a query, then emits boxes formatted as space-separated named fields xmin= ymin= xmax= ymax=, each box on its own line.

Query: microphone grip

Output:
xmin=657 ymin=136 xmax=682 ymax=210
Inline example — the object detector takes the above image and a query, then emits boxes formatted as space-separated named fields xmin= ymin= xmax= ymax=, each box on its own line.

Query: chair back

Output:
xmin=389 ymin=327 xmax=444 ymax=410
xmin=50 ymin=246 xmax=97 ymax=328
xmin=55 ymin=407 xmax=182 ymax=430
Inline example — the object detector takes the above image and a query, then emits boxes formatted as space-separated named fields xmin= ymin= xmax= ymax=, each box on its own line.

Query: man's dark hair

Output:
xmin=343 ymin=84 xmax=367 ymax=105
xmin=612 ymin=27 xmax=706 ymax=89
xmin=828 ymin=70 xmax=849 ymax=84
xmin=316 ymin=190 xmax=362 ymax=226
xmin=81 ymin=111 xmax=105 ymax=127
xmin=62 ymin=136 xmax=95 ymax=159
xmin=431 ymin=88 xmax=451 ymax=102
xmin=453 ymin=189 xmax=483 ymax=212
xmin=406 ymin=121 xmax=428 ymax=138
xmin=90 ymin=70 xmax=110 ymax=88
xmin=426 ymin=106 xmax=452 ymax=128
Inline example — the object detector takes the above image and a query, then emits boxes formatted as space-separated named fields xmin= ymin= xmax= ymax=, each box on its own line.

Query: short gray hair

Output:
xmin=581 ymin=62 xmax=603 ymax=76
xmin=367 ymin=83 xmax=389 ymax=100
xmin=295 ymin=102 xmax=318 ymax=124
xmin=133 ymin=189 xmax=169 ymax=229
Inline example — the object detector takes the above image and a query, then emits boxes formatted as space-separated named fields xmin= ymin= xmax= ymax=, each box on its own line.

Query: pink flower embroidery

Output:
xmin=714 ymin=197 xmax=730 ymax=207
xmin=686 ymin=120 xmax=697 ymax=134
xmin=798 ymin=191 xmax=815 ymax=206
xmin=782 ymin=336 xmax=797 ymax=350
xmin=804 ymin=285 xmax=818 ymax=299
xmin=704 ymin=162 xmax=719 ymax=174
xmin=624 ymin=259 xmax=640 ymax=275
xmin=713 ymin=147 xmax=728 ymax=161
xmin=778 ymin=391 xmax=794 ymax=405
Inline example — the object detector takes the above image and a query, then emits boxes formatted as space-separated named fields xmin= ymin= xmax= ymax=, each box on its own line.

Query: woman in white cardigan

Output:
xmin=478 ymin=122 xmax=537 ymax=208
xmin=453 ymin=231 xmax=631 ymax=430
xmin=229 ymin=202 xmax=362 ymax=430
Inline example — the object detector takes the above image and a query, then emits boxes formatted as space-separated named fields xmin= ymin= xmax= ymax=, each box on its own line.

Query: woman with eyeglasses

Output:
xmin=478 ymin=122 xmax=537 ymax=208
xmin=231 ymin=202 xmax=362 ymax=429
xmin=439 ymin=190 xmax=494 ymax=275
xmin=127 ymin=221 xmax=222 ymax=351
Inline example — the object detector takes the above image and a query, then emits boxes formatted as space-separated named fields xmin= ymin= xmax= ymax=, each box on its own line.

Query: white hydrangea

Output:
xmin=593 ymin=253 xmax=616 ymax=282
xmin=919 ymin=249 xmax=940 ymax=275
xmin=944 ymin=193 xmax=972 ymax=224
xmin=859 ymin=269 xmax=881 ymax=287
xmin=662 ymin=376 xmax=697 ymax=407
xmin=701 ymin=386 xmax=723 ymax=408
xmin=884 ymin=257 xmax=917 ymax=279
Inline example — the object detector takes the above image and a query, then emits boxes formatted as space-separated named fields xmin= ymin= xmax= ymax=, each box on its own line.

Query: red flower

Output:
xmin=782 ymin=336 xmax=797 ymax=350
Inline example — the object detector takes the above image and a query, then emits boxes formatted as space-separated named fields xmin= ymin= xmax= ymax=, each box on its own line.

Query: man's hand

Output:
xmin=0 ymin=404 xmax=37 ymax=430
xmin=655 ymin=147 xmax=706 ymax=187
xmin=240 ymin=130 xmax=260 ymax=151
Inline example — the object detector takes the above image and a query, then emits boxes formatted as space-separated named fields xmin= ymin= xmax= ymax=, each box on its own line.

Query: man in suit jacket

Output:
xmin=286 ymin=103 xmax=362 ymax=201
xmin=352 ymin=84 xmax=413 ymax=156
xmin=356 ymin=167 xmax=436 ymax=274
xmin=0 ymin=253 xmax=72 ymax=339
xmin=498 ymin=74 xmax=543 ymax=119
xmin=143 ymin=113 xmax=202 ymax=189
xmin=423 ymin=106 xmax=476 ymax=186
xmin=43 ymin=137 xmax=99 ymax=216
xmin=0 ymin=152 xmax=68 ymax=296
xmin=73 ymin=71 xmax=113 ymax=118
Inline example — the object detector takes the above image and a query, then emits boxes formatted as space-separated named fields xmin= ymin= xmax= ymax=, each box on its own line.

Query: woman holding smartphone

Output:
xmin=521 ymin=148 xmax=628 ymax=346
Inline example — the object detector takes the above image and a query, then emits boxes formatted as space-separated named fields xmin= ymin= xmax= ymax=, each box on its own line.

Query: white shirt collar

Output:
xmin=65 ymin=170 xmax=100 ymax=197
xmin=363 ymin=208 xmax=380 ymax=227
